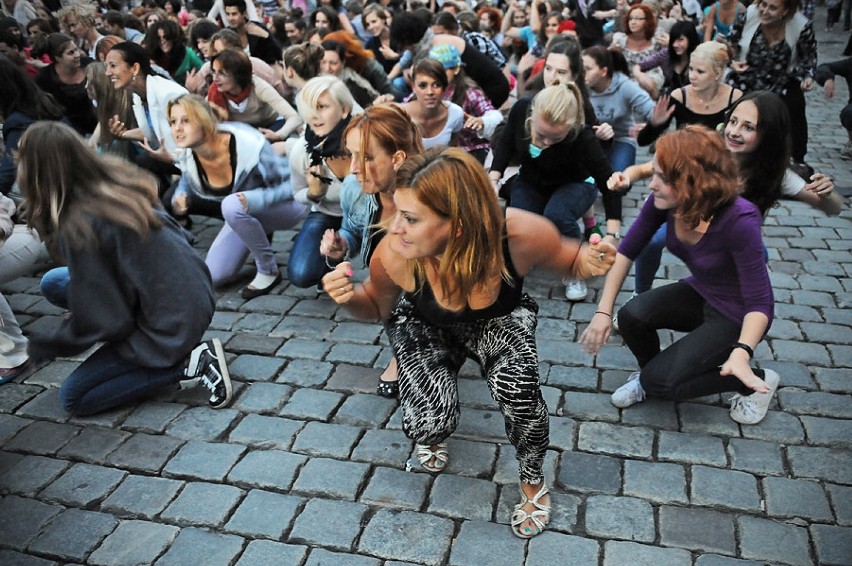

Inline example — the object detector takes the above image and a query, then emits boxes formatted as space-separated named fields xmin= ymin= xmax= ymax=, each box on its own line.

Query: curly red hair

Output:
xmin=623 ymin=4 xmax=656 ymax=40
xmin=654 ymin=125 xmax=739 ymax=229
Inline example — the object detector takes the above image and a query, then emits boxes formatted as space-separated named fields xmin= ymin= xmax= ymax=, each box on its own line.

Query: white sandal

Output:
xmin=511 ymin=483 xmax=551 ymax=539
xmin=415 ymin=443 xmax=449 ymax=473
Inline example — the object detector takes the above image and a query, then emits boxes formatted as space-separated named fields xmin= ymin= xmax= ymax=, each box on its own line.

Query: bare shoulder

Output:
xmin=247 ymin=22 xmax=270 ymax=38
xmin=371 ymin=237 xmax=414 ymax=292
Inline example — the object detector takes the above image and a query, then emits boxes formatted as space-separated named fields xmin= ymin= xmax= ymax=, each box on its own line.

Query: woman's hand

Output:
xmin=823 ymin=78 xmax=835 ymax=99
xmin=378 ymin=44 xmax=399 ymax=60
xmin=579 ymin=311 xmax=613 ymax=354
xmin=322 ymin=261 xmax=355 ymax=304
xmin=720 ymin=348 xmax=771 ymax=393
xmin=593 ymin=122 xmax=614 ymax=141
xmin=373 ymin=93 xmax=395 ymax=106
xmin=306 ymin=164 xmax=329 ymax=201
xmin=800 ymin=77 xmax=813 ymax=91
xmin=650 ymin=94 xmax=675 ymax=126
xmin=607 ymin=172 xmax=631 ymax=193
xmin=320 ymin=228 xmax=347 ymax=259
xmin=574 ymin=238 xmax=617 ymax=279
xmin=464 ymin=114 xmax=484 ymax=132
xmin=804 ymin=173 xmax=834 ymax=197
xmin=259 ymin=128 xmax=280 ymax=143
xmin=139 ymin=137 xmax=175 ymax=163
xmin=185 ymin=68 xmax=205 ymax=93
xmin=236 ymin=192 xmax=248 ymax=212
xmin=108 ymin=116 xmax=144 ymax=141
xmin=173 ymin=193 xmax=189 ymax=215
xmin=730 ymin=60 xmax=749 ymax=73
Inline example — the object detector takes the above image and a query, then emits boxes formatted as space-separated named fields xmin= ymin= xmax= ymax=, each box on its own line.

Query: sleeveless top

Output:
xmin=193 ymin=133 xmax=237 ymax=197
xmin=677 ymin=86 xmax=737 ymax=129
xmin=405 ymin=233 xmax=524 ymax=325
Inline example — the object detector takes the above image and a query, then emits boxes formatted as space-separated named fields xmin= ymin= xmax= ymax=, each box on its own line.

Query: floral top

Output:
xmin=725 ymin=12 xmax=817 ymax=94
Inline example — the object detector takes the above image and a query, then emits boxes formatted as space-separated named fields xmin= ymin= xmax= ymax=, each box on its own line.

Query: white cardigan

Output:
xmin=132 ymin=75 xmax=188 ymax=155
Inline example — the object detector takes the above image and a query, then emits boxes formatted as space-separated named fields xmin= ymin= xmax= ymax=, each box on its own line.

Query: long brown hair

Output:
xmin=395 ymin=147 xmax=509 ymax=303
xmin=18 ymin=122 xmax=161 ymax=254
xmin=655 ymin=125 xmax=739 ymax=229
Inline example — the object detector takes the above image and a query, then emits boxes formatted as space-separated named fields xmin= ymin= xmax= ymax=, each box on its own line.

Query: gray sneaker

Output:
xmin=611 ymin=371 xmax=645 ymax=408
xmin=729 ymin=369 xmax=780 ymax=425
xmin=562 ymin=278 xmax=588 ymax=301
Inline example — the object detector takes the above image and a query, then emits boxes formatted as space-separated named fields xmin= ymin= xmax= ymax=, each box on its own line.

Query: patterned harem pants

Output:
xmin=386 ymin=293 xmax=550 ymax=484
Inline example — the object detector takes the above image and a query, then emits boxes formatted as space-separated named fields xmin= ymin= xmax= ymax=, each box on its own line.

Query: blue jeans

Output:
xmin=633 ymin=224 xmax=667 ymax=294
xmin=60 ymin=343 xmax=184 ymax=416
xmin=510 ymin=179 xmax=598 ymax=239
xmin=41 ymin=267 xmax=71 ymax=309
xmin=287 ymin=211 xmax=342 ymax=288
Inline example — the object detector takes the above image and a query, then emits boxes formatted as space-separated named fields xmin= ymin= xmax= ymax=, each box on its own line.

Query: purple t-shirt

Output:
xmin=619 ymin=195 xmax=774 ymax=328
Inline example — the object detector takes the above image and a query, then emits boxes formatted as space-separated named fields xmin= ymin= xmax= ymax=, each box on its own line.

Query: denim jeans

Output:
xmin=41 ymin=267 xmax=71 ymax=310
xmin=60 ymin=343 xmax=184 ymax=416
xmin=633 ymin=224 xmax=667 ymax=294
xmin=510 ymin=178 xmax=598 ymax=239
xmin=287 ymin=211 xmax=342 ymax=288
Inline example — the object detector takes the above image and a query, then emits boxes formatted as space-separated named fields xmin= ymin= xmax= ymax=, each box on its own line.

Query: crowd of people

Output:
xmin=0 ymin=0 xmax=848 ymax=541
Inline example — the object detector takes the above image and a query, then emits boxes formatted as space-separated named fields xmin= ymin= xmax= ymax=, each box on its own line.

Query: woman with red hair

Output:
xmin=581 ymin=125 xmax=779 ymax=426
xmin=321 ymin=30 xmax=394 ymax=108
xmin=610 ymin=3 xmax=665 ymax=97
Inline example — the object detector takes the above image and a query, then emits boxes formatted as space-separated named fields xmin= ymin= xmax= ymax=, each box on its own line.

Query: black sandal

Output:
xmin=377 ymin=379 xmax=399 ymax=398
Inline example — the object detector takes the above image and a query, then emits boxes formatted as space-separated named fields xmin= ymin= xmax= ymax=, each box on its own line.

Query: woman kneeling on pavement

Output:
xmin=580 ymin=125 xmax=779 ymax=425
xmin=21 ymin=122 xmax=231 ymax=416
xmin=323 ymin=147 xmax=616 ymax=538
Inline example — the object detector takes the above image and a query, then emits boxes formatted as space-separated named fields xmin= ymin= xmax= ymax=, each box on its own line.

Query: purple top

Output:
xmin=619 ymin=195 xmax=774 ymax=328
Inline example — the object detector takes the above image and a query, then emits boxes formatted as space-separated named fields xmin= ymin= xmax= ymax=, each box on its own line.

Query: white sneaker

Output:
xmin=611 ymin=371 xmax=645 ymax=408
xmin=729 ymin=369 xmax=780 ymax=425
xmin=562 ymin=278 xmax=587 ymax=301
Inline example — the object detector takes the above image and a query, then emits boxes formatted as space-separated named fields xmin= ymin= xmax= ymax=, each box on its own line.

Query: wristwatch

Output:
xmin=606 ymin=231 xmax=622 ymax=240
xmin=731 ymin=342 xmax=754 ymax=358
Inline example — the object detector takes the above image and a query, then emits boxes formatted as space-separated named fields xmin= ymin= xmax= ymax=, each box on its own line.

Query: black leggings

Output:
xmin=618 ymin=282 xmax=761 ymax=401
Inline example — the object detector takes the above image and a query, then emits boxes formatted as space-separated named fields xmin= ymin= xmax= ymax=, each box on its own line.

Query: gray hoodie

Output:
xmin=588 ymin=72 xmax=656 ymax=147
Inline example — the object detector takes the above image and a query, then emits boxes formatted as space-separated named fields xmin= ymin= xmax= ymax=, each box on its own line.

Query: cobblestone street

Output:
xmin=0 ymin=14 xmax=850 ymax=566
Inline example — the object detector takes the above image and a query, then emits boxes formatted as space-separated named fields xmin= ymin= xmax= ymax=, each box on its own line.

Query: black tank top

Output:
xmin=405 ymin=233 xmax=524 ymax=325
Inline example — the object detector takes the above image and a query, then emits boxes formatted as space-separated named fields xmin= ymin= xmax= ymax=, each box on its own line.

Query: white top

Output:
xmin=422 ymin=102 xmax=465 ymax=150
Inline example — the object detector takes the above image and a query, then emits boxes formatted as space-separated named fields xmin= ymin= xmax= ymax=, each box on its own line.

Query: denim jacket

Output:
xmin=337 ymin=175 xmax=379 ymax=267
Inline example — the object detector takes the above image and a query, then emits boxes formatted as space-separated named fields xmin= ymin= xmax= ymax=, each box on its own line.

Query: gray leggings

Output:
xmin=386 ymin=294 xmax=549 ymax=484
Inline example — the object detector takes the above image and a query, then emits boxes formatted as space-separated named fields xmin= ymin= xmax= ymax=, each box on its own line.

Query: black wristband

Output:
xmin=732 ymin=342 xmax=754 ymax=358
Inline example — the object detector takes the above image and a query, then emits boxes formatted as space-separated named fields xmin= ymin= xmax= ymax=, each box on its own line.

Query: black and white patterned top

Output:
xmin=725 ymin=11 xmax=817 ymax=95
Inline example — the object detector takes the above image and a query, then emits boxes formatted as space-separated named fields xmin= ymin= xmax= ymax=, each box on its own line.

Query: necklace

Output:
xmin=693 ymin=85 xmax=721 ymax=110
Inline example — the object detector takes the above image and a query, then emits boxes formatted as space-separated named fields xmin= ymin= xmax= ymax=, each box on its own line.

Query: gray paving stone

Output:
xmin=326 ymin=343 xmax=382 ymax=366
xmin=594 ymin=344 xmax=637 ymax=370
xmin=269 ymin=315 xmax=335 ymax=339
xmin=289 ymin=498 xmax=368 ymax=550
xmin=603 ymin=540 xmax=692 ymax=566
xmin=738 ymin=516 xmax=812 ymax=566
xmin=155 ymin=527 xmax=244 ymax=566
xmin=162 ymin=440 xmax=246 ymax=481
xmin=772 ymin=339 xmax=832 ymax=365
xmin=87 ymin=520 xmax=179 ymax=566
xmin=22 ymin=362 xmax=77 ymax=390
xmin=291 ymin=421 xmax=362 ymax=458
xmin=557 ymin=451 xmax=621 ymax=494
xmin=584 ymin=495 xmax=655 ymax=542
xmin=100 ymin=475 xmax=183 ymax=519
xmin=227 ymin=414 xmax=303 ymax=450
xmin=0 ymin=549 xmax=59 ymax=566
xmin=827 ymin=483 xmax=852 ymax=526
xmin=359 ymin=466 xmax=431 ymax=510
xmin=657 ymin=431 xmax=727 ymax=466
xmin=780 ymin=390 xmax=852 ymax=419
xmin=28 ymin=508 xmax=118 ymax=562
xmin=121 ymin=402 xmax=186 ymax=433
xmin=68 ymin=405 xmax=134 ymax=429
xmin=164 ymin=407 xmax=241 ymax=441
xmin=4 ymin=420 xmax=80 ymax=455
xmin=774 ymin=303 xmax=822 ymax=322
xmin=106 ymin=433 xmax=183 ymax=474
xmin=739 ymin=410 xmax=806 ymax=444
xmin=455 ymin=408 xmax=508 ymax=441
xmin=427 ymin=474 xmax=496 ymax=521
xmin=545 ymin=365 xmax=598 ymax=390
xmin=225 ymin=489 xmax=302 ymax=539
xmin=350 ymin=429 xmax=413 ymax=468
xmin=0 ymin=496 xmax=62 ymax=551
xmin=0 ymin=384 xmax=42 ymax=414
xmin=623 ymin=460 xmax=687 ymax=504
xmin=226 ymin=449 xmax=305 ymax=491
xmin=231 ymin=382 xmax=293 ymax=414
xmin=239 ymin=294 xmax=296 ymax=315
xmin=40 ymin=463 xmax=126 ymax=507
xmin=577 ymin=422 xmax=654 ymax=459
xmin=235 ymin=540 xmax=307 ymax=566
xmin=537 ymin=339 xmax=594 ymax=366
xmin=828 ymin=343 xmax=852 ymax=366
xmin=659 ymin=506 xmax=735 ymax=555
xmin=678 ymin=403 xmax=741 ymax=437
xmin=787 ymin=445 xmax=852 ymax=483
xmin=228 ymin=354 xmax=285 ymax=382
xmin=727 ymin=438 xmax=785 ymax=475
xmin=801 ymin=322 xmax=852 ymax=344
xmin=800 ymin=415 xmax=852 ymax=448
xmin=305 ymin=548 xmax=381 ymax=566
xmin=810 ymin=524 xmax=852 ymax=566
xmin=766 ymin=318 xmax=804 ymax=340
xmin=328 ymin=321 xmax=383 ymax=344
xmin=694 ymin=555 xmax=765 ymax=566
xmin=227 ymin=333 xmax=284 ymax=355
xmin=159 ymin=481 xmax=243 ymax=527
xmin=323 ymin=364 xmax=377 ymax=394
xmin=449 ymin=520 xmax=525 ymax=566
xmin=277 ymin=358 xmax=334 ymax=387
xmin=0 ymin=414 xmax=31 ymax=443
xmin=281 ymin=389 xmax=346 ymax=422
xmin=527 ymin=531 xmax=600 ymax=565
xmin=690 ymin=466 xmax=760 ymax=511
xmin=291 ymin=457 xmax=370 ymax=500
xmin=358 ymin=509 xmax=454 ymax=566
xmin=547 ymin=416 xmax=576 ymax=451
xmin=815 ymin=368 xmax=852 ymax=393
xmin=276 ymin=337 xmax=332 ymax=360
xmin=209 ymin=310 xmax=244 ymax=330
xmin=759 ymin=361 xmax=816 ymax=390
xmin=763 ymin=476 xmax=833 ymax=521
xmin=620 ymin=399 xmax=680 ymax=429
xmin=0 ymin=455 xmax=70 ymax=496
xmin=333 ymin=393 xmax=397 ymax=427
xmin=561 ymin=391 xmax=620 ymax=422
xmin=439 ymin=438 xmax=498 ymax=479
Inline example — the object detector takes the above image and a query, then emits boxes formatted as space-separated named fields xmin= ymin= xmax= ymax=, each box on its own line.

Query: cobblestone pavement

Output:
xmin=1 ymin=15 xmax=850 ymax=566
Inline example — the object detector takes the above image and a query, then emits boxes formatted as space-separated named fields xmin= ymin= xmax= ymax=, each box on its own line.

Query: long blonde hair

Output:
xmin=528 ymin=83 xmax=585 ymax=143
xmin=18 ymin=122 xmax=161 ymax=254
xmin=395 ymin=147 xmax=509 ymax=302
